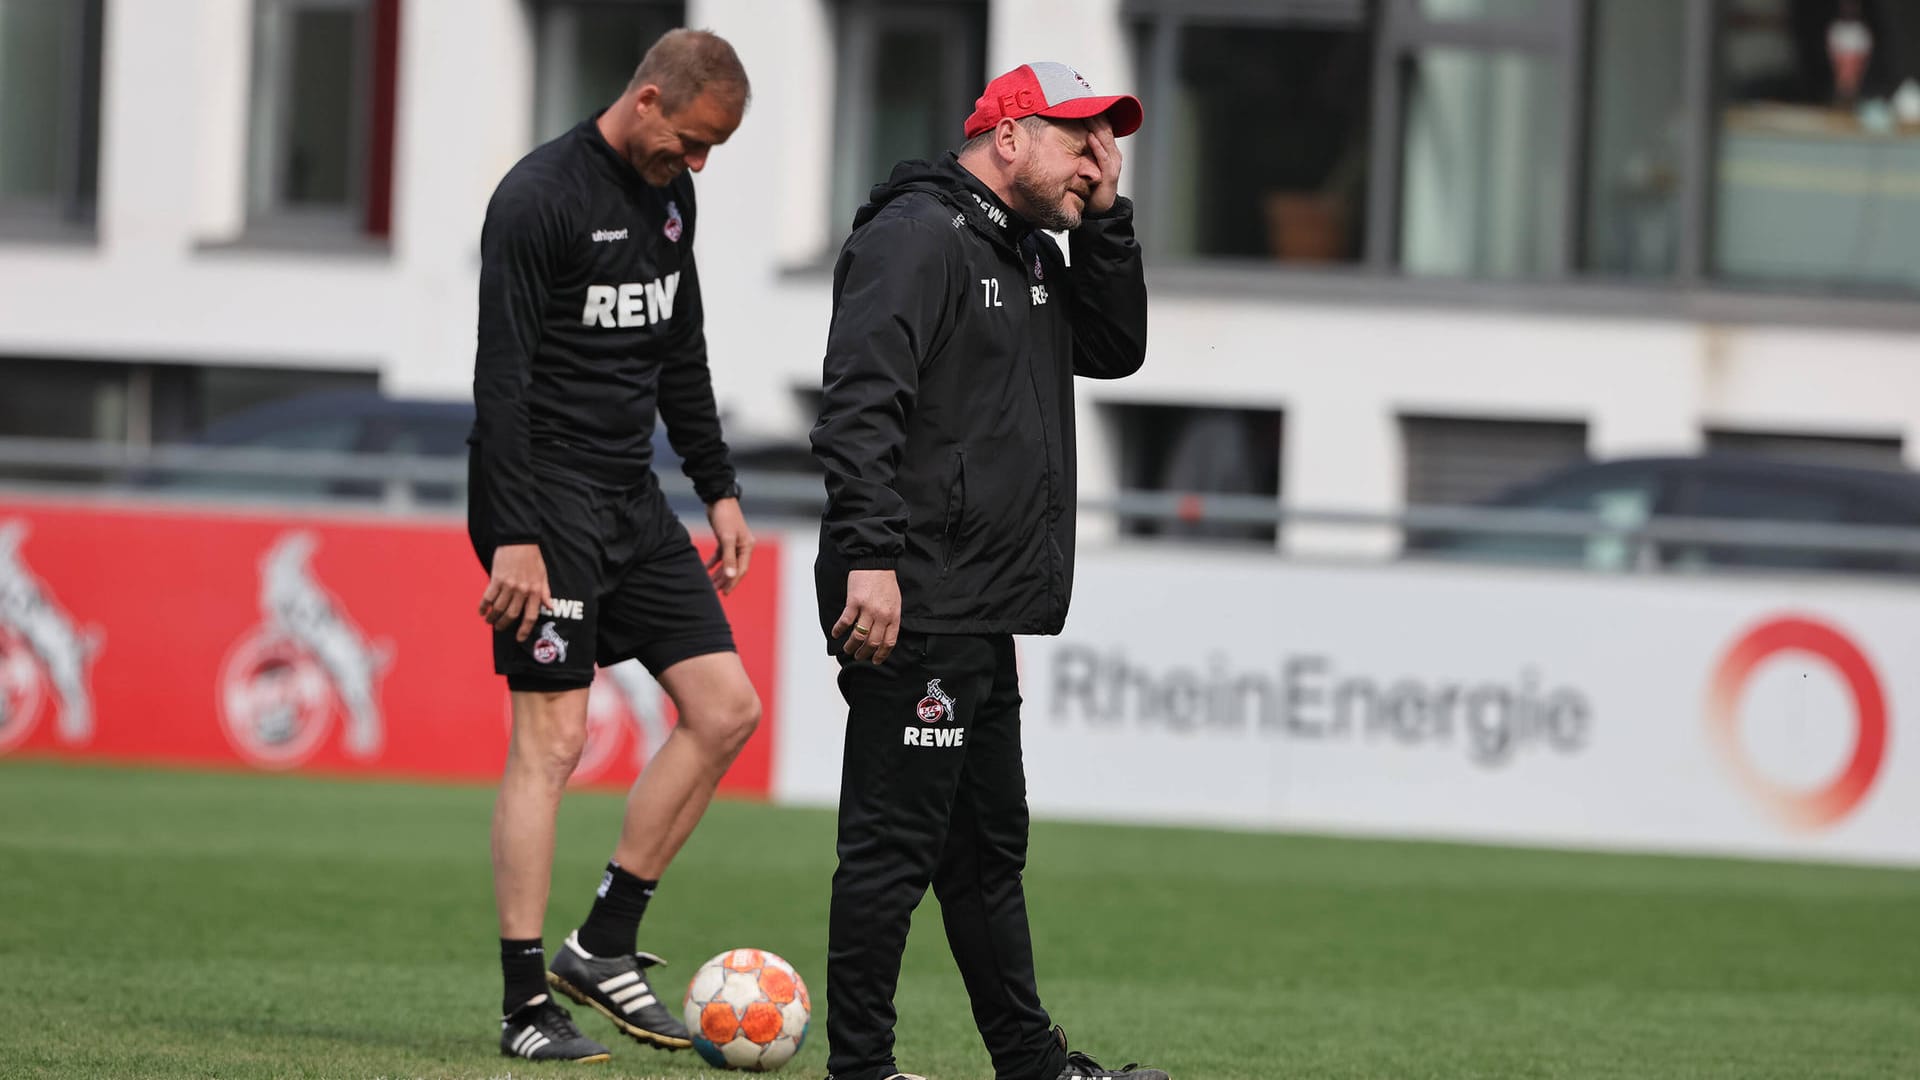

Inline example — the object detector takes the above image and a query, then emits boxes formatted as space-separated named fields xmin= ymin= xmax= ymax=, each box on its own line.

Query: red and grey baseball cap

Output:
xmin=962 ymin=62 xmax=1144 ymax=140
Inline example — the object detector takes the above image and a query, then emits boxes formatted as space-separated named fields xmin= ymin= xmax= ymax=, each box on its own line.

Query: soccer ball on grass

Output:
xmin=682 ymin=947 xmax=811 ymax=1070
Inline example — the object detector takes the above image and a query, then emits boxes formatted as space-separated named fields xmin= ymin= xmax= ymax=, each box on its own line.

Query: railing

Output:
xmin=1083 ymin=490 xmax=1920 ymax=566
xmin=4 ymin=437 xmax=1920 ymax=572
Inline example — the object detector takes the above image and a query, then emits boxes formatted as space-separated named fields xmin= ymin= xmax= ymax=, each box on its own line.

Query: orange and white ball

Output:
xmin=683 ymin=948 xmax=811 ymax=1071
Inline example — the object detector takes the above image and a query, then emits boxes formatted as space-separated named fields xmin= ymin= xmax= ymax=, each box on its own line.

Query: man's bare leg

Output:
xmin=540 ymin=653 xmax=759 ymax=1050
xmin=493 ymin=687 xmax=593 ymax=939
xmin=612 ymin=651 xmax=761 ymax=876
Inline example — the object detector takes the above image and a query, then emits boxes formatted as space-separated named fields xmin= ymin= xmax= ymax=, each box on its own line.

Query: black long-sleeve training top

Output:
xmin=811 ymin=155 xmax=1148 ymax=637
xmin=469 ymin=118 xmax=737 ymax=548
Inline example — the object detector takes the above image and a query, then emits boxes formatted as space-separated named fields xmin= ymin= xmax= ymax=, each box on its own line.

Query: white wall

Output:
xmin=0 ymin=0 xmax=1915 ymax=522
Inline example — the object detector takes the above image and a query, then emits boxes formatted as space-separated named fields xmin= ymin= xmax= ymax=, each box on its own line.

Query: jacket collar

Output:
xmin=940 ymin=156 xmax=1032 ymax=255
xmin=575 ymin=114 xmax=668 ymax=199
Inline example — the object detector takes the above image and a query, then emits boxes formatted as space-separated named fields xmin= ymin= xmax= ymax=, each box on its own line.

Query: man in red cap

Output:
xmin=810 ymin=62 xmax=1167 ymax=1080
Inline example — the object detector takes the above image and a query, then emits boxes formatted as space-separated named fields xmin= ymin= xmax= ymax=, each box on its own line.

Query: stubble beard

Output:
xmin=1013 ymin=163 xmax=1083 ymax=231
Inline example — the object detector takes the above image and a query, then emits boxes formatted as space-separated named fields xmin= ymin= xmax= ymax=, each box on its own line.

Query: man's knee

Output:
xmin=510 ymin=690 xmax=591 ymax=780
xmin=707 ymin=686 xmax=761 ymax=757
xmin=660 ymin=655 xmax=761 ymax=759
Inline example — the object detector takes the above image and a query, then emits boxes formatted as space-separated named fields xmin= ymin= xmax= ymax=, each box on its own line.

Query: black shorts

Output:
xmin=468 ymin=458 xmax=735 ymax=692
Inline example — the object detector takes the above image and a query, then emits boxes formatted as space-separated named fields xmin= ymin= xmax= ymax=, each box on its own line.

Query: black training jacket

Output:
xmin=469 ymin=118 xmax=736 ymax=547
xmin=811 ymin=155 xmax=1147 ymax=637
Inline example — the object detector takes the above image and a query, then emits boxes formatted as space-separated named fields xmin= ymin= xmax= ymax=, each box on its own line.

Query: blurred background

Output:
xmin=2 ymin=3 xmax=1918 ymax=1076
xmin=5 ymin=0 xmax=1920 ymax=561
xmin=4 ymin=0 xmax=1920 ymax=845
xmin=3 ymin=0 xmax=1920 ymax=840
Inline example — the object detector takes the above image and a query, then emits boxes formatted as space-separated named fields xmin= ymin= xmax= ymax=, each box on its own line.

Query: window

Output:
xmin=1421 ymin=0 xmax=1546 ymax=19
xmin=1131 ymin=0 xmax=1920 ymax=305
xmin=0 ymin=357 xmax=377 ymax=445
xmin=1582 ymin=0 xmax=1689 ymax=278
xmin=831 ymin=0 xmax=986 ymax=229
xmin=0 ymin=357 xmax=130 ymax=444
xmin=1706 ymin=428 xmax=1906 ymax=470
xmin=534 ymin=1 xmax=685 ymax=145
xmin=1399 ymin=48 xmax=1564 ymax=277
xmin=247 ymin=0 xmax=400 ymax=241
xmin=0 ymin=357 xmax=376 ymax=485
xmin=1400 ymin=415 xmax=1589 ymax=507
xmin=1378 ymin=0 xmax=1581 ymax=278
xmin=1714 ymin=0 xmax=1920 ymax=292
xmin=1112 ymin=404 xmax=1283 ymax=543
xmin=1134 ymin=10 xmax=1372 ymax=261
xmin=1130 ymin=0 xmax=1589 ymax=277
xmin=0 ymin=0 xmax=102 ymax=237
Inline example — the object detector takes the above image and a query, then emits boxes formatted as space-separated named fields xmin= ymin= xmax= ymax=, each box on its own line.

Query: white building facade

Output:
xmin=2 ymin=0 xmax=1917 ymax=550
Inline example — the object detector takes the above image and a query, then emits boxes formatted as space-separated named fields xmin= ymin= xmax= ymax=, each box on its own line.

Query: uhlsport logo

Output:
xmin=219 ymin=533 xmax=391 ymax=769
xmin=0 ymin=520 xmax=101 ymax=753
xmin=1706 ymin=615 xmax=1889 ymax=829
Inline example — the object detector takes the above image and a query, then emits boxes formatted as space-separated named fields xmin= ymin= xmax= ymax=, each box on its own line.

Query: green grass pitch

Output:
xmin=1 ymin=759 xmax=1916 ymax=1079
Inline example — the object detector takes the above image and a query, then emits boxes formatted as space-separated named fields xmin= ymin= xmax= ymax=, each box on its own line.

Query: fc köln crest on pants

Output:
xmin=915 ymin=678 xmax=956 ymax=724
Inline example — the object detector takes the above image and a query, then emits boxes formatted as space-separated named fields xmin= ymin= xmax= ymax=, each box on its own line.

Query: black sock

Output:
xmin=500 ymin=938 xmax=547 ymax=1016
xmin=576 ymin=862 xmax=657 ymax=957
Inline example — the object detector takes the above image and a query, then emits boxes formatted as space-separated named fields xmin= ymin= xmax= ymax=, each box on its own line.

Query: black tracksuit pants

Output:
xmin=825 ymin=632 xmax=1067 ymax=1080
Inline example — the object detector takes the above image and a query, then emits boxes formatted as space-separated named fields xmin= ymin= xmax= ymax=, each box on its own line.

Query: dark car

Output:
xmin=146 ymin=389 xmax=818 ymax=511
xmin=1403 ymin=455 xmax=1920 ymax=576
xmin=142 ymin=390 xmax=473 ymax=505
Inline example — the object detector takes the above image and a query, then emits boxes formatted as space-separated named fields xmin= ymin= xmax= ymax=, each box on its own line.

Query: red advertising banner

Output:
xmin=0 ymin=496 xmax=778 ymax=795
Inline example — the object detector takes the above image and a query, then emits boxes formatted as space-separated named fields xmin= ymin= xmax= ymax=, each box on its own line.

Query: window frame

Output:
xmin=531 ymin=0 xmax=687 ymax=147
xmin=1366 ymin=0 xmax=1586 ymax=277
xmin=0 ymin=0 xmax=104 ymax=241
xmin=1123 ymin=0 xmax=1920 ymax=330
xmin=243 ymin=0 xmax=399 ymax=245
xmin=828 ymin=0 xmax=987 ymax=235
xmin=1129 ymin=0 xmax=1372 ymax=259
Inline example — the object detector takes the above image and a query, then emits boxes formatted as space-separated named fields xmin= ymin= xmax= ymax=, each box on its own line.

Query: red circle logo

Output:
xmin=916 ymin=697 xmax=946 ymax=724
xmin=219 ymin=631 xmax=335 ymax=768
xmin=1706 ymin=616 xmax=1889 ymax=829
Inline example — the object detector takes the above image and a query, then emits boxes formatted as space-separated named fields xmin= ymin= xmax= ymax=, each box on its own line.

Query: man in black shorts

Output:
xmin=467 ymin=28 xmax=760 ymax=1064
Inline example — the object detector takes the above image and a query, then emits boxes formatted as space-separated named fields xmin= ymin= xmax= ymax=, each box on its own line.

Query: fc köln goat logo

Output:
xmin=219 ymin=533 xmax=391 ymax=768
xmin=916 ymin=679 xmax=956 ymax=724
xmin=0 ymin=521 xmax=101 ymax=753
xmin=664 ymin=201 xmax=684 ymax=243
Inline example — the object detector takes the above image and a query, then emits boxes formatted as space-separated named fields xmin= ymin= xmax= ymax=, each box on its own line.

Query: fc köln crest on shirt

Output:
xmin=664 ymin=201 xmax=684 ymax=242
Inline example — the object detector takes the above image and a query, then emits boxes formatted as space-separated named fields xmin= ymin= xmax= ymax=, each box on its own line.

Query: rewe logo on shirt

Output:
xmin=581 ymin=271 xmax=681 ymax=329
